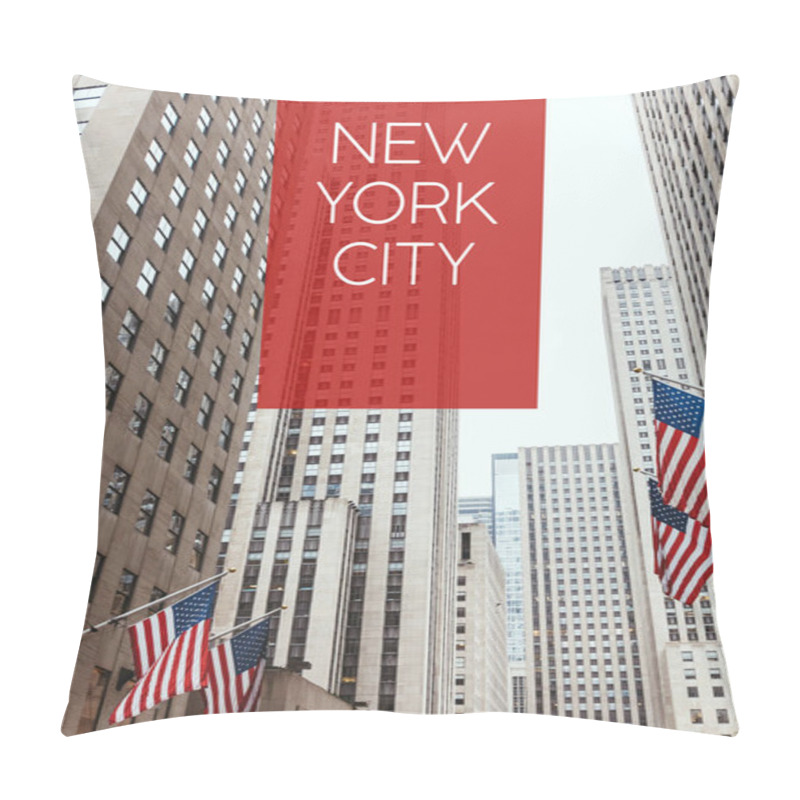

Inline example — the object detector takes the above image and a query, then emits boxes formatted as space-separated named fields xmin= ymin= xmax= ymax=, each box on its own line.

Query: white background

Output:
xmin=3 ymin=1 xmax=796 ymax=797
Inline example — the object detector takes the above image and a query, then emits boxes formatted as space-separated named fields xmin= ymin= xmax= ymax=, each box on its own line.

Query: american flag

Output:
xmin=652 ymin=379 xmax=710 ymax=527
xmin=108 ymin=582 xmax=218 ymax=725
xmin=648 ymin=480 xmax=712 ymax=605
xmin=204 ymin=618 xmax=270 ymax=714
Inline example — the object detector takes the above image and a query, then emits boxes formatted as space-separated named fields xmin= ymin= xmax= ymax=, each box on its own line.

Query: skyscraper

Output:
xmin=63 ymin=79 xmax=275 ymax=734
xmin=215 ymin=406 xmax=459 ymax=713
xmin=492 ymin=445 xmax=653 ymax=723
xmin=633 ymin=77 xmax=738 ymax=377
xmin=454 ymin=522 xmax=509 ymax=713
xmin=491 ymin=452 xmax=533 ymax=712
xmin=601 ymin=263 xmax=737 ymax=734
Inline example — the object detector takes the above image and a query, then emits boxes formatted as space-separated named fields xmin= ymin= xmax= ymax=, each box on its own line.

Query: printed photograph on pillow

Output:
xmin=64 ymin=75 xmax=738 ymax=735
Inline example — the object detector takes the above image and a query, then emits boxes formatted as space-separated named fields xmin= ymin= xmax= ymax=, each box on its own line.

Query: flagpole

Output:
xmin=82 ymin=568 xmax=236 ymax=635
xmin=209 ymin=605 xmax=288 ymax=644
xmin=633 ymin=367 xmax=704 ymax=395
xmin=632 ymin=467 xmax=660 ymax=481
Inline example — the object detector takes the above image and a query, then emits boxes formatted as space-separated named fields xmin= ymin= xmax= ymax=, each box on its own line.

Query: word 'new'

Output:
xmin=333 ymin=121 xmax=492 ymax=165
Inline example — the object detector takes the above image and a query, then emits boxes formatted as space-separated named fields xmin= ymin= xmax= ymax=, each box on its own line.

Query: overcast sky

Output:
xmin=458 ymin=94 xmax=667 ymax=497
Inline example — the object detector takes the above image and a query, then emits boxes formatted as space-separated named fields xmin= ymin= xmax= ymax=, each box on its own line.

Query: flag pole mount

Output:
xmin=633 ymin=367 xmax=704 ymax=395
xmin=83 ymin=568 xmax=235 ymax=636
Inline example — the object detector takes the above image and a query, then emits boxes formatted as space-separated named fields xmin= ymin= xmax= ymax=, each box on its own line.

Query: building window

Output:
xmin=193 ymin=208 xmax=208 ymax=239
xmin=197 ymin=106 xmax=212 ymax=134
xmin=105 ymin=364 xmax=123 ymax=410
xmin=188 ymin=321 xmax=205 ymax=355
xmin=117 ymin=309 xmax=140 ymax=350
xmin=184 ymin=139 xmax=200 ymax=170
xmin=135 ymin=490 xmax=159 ymax=534
xmin=170 ymin=175 xmax=188 ymax=208
xmin=687 ymin=686 xmax=699 ymax=698
xmin=102 ymin=466 xmax=129 ymax=513
xmin=240 ymin=330 xmax=253 ymax=360
xmin=234 ymin=170 xmax=247 ymax=196
xmin=184 ymin=444 xmax=202 ymax=483
xmin=201 ymin=278 xmax=216 ymax=309
xmin=690 ymin=709 xmax=703 ymax=725
xmin=221 ymin=306 xmax=236 ymax=335
xmin=716 ymin=709 xmax=729 ymax=724
xmin=106 ymin=224 xmax=130 ymax=263
xmin=249 ymin=291 xmax=261 ymax=319
xmin=267 ymin=139 xmax=275 ymax=161
xmin=252 ymin=111 xmax=263 ymax=134
xmin=110 ymin=569 xmax=137 ymax=616
xmin=191 ymin=531 xmax=209 ymax=570
xmin=224 ymin=203 xmax=238 ymax=230
xmin=217 ymin=140 xmax=230 ymax=166
xmin=136 ymin=260 xmax=158 ymax=297
xmin=205 ymin=172 xmax=220 ymax=201
xmin=244 ymin=139 xmax=255 ymax=163
xmin=154 ymin=215 xmax=173 ymax=250
xmin=179 ymin=248 xmax=196 ymax=282
xmin=259 ymin=167 xmax=270 ymax=191
xmin=207 ymin=465 xmax=223 ymax=502
xmin=157 ymin=420 xmax=178 ymax=461
xmin=241 ymin=231 xmax=254 ymax=256
xmin=210 ymin=348 xmax=225 ymax=380
xmin=101 ymin=276 xmax=111 ymax=306
xmin=230 ymin=371 xmax=243 ymax=402
xmin=227 ymin=109 xmax=240 ymax=134
xmin=145 ymin=139 xmax=165 ymax=172
xmin=166 ymin=511 xmax=184 ymax=553
xmin=232 ymin=267 xmax=244 ymax=295
xmin=128 ymin=394 xmax=151 ymax=437
xmin=250 ymin=197 xmax=262 ymax=223
xmin=197 ymin=393 xmax=214 ymax=429
xmin=146 ymin=340 xmax=168 ymax=380
xmin=161 ymin=102 xmax=179 ymax=133
xmin=213 ymin=239 xmax=227 ymax=269
xmin=165 ymin=292 xmax=183 ymax=327
xmin=127 ymin=179 xmax=148 ymax=215
xmin=219 ymin=416 xmax=233 ymax=451
xmin=174 ymin=368 xmax=192 ymax=406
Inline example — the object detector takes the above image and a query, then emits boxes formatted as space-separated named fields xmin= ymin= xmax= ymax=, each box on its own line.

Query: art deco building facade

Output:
xmin=63 ymin=78 xmax=275 ymax=734
xmin=633 ymin=76 xmax=738 ymax=377
xmin=454 ymin=522 xmax=509 ymax=713
xmin=600 ymin=263 xmax=737 ymax=734
xmin=215 ymin=406 xmax=459 ymax=714
xmin=493 ymin=445 xmax=653 ymax=723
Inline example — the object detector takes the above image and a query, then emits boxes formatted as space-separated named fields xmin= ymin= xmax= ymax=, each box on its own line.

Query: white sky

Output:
xmin=459 ymin=94 xmax=667 ymax=496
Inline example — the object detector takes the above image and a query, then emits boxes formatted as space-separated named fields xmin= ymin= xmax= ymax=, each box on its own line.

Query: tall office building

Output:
xmin=454 ymin=522 xmax=509 ymax=713
xmin=215 ymin=406 xmax=459 ymax=713
xmin=63 ymin=79 xmax=276 ymax=734
xmin=458 ymin=496 xmax=494 ymax=542
xmin=493 ymin=445 xmax=653 ymax=724
xmin=601 ymin=264 xmax=737 ymax=734
xmin=520 ymin=444 xmax=651 ymax=724
xmin=633 ymin=77 xmax=738 ymax=377
xmin=491 ymin=453 xmax=534 ymax=712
